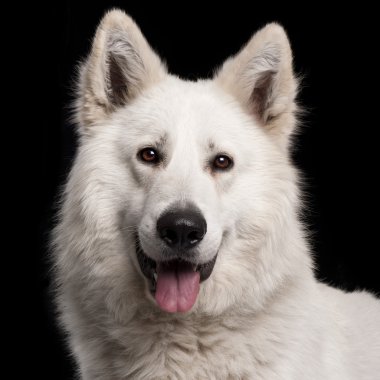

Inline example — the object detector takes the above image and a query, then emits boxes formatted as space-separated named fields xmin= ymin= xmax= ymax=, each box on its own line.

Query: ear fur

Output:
xmin=215 ymin=23 xmax=298 ymax=149
xmin=75 ymin=9 xmax=166 ymax=129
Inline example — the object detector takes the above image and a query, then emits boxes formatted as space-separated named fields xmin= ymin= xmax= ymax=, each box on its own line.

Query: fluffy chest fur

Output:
xmin=70 ymin=278 xmax=359 ymax=380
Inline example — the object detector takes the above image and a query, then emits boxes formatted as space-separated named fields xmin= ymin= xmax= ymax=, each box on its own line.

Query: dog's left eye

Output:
xmin=213 ymin=155 xmax=233 ymax=171
xmin=138 ymin=147 xmax=160 ymax=164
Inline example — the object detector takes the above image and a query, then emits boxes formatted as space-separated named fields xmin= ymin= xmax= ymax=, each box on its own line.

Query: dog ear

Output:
xmin=75 ymin=9 xmax=166 ymax=130
xmin=215 ymin=23 xmax=298 ymax=150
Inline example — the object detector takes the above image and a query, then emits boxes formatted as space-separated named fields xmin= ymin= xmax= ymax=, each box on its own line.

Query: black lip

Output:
xmin=135 ymin=235 xmax=217 ymax=291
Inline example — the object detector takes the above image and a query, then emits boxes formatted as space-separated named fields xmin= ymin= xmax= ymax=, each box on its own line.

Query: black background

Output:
xmin=29 ymin=2 xmax=378 ymax=379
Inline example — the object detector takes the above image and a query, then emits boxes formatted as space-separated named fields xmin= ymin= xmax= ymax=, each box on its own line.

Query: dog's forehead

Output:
xmin=126 ymin=76 xmax=254 ymax=138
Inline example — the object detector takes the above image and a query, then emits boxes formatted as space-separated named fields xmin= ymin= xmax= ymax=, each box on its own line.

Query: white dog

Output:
xmin=52 ymin=9 xmax=380 ymax=379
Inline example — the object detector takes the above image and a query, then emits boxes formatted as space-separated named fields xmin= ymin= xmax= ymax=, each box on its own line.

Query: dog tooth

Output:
xmin=153 ymin=272 xmax=157 ymax=281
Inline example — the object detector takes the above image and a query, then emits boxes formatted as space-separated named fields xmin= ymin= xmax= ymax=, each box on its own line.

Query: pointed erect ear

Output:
xmin=75 ymin=9 xmax=166 ymax=129
xmin=215 ymin=23 xmax=298 ymax=150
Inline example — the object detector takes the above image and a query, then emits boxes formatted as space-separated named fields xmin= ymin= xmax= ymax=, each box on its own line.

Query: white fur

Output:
xmin=52 ymin=9 xmax=380 ymax=379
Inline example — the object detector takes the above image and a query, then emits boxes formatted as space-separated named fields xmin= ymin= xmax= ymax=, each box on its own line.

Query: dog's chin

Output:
xmin=134 ymin=235 xmax=218 ymax=313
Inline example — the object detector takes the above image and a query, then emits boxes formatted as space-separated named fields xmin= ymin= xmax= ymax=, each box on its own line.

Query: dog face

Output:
xmin=69 ymin=9 xmax=299 ymax=314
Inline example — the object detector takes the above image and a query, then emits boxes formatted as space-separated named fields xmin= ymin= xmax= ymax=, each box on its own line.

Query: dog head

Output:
xmin=70 ymin=9 xmax=303 ymax=316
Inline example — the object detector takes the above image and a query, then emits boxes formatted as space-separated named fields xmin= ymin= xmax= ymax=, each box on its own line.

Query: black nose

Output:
xmin=157 ymin=208 xmax=207 ymax=250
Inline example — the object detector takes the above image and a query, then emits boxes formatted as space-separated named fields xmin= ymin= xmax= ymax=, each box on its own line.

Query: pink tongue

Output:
xmin=155 ymin=262 xmax=200 ymax=313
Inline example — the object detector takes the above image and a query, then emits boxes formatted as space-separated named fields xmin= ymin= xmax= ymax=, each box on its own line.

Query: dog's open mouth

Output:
xmin=135 ymin=237 xmax=217 ymax=313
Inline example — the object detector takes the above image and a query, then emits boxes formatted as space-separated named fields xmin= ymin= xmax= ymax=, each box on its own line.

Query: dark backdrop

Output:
xmin=32 ymin=2 xmax=378 ymax=379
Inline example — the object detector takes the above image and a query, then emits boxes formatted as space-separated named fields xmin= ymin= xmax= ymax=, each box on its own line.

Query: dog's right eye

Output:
xmin=212 ymin=154 xmax=233 ymax=171
xmin=138 ymin=147 xmax=160 ymax=164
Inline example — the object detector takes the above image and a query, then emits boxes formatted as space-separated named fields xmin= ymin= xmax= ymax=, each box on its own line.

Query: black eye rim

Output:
xmin=138 ymin=147 xmax=161 ymax=164
xmin=212 ymin=154 xmax=234 ymax=171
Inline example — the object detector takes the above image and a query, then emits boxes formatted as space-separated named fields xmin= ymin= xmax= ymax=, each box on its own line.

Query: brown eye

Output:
xmin=213 ymin=155 xmax=233 ymax=170
xmin=138 ymin=148 xmax=160 ymax=164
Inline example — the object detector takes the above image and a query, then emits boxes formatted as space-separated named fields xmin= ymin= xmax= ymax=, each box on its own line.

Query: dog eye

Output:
xmin=213 ymin=155 xmax=233 ymax=171
xmin=138 ymin=147 xmax=160 ymax=164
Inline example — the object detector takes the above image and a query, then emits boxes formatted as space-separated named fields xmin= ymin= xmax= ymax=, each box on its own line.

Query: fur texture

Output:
xmin=52 ymin=9 xmax=380 ymax=379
